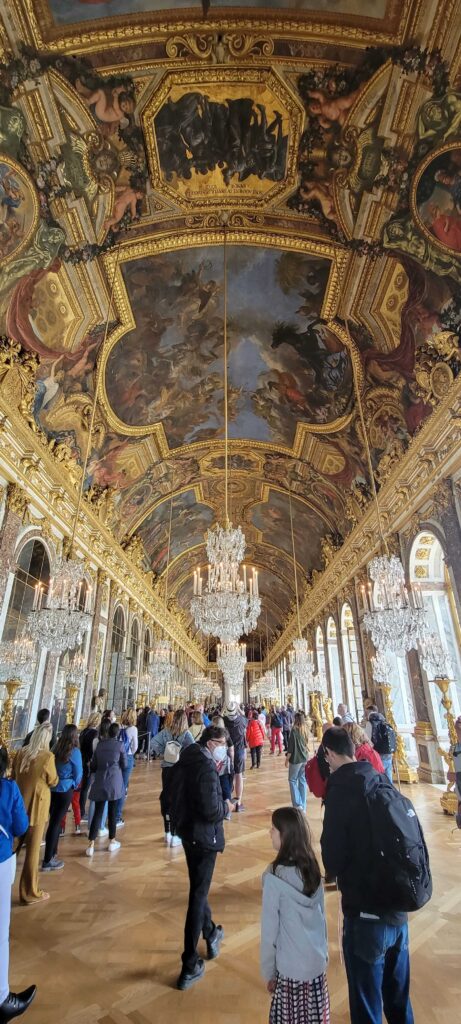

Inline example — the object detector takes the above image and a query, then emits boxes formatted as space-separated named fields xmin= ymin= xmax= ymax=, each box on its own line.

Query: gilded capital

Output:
xmin=7 ymin=482 xmax=27 ymax=520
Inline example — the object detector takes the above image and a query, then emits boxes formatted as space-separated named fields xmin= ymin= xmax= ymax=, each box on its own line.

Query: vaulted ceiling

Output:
xmin=2 ymin=0 xmax=461 ymax=652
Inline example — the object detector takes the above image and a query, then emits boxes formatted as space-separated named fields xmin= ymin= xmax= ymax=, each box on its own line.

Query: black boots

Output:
xmin=0 ymin=986 xmax=37 ymax=1022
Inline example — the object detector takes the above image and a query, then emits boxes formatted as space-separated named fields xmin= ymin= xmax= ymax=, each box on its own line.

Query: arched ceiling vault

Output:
xmin=2 ymin=0 xmax=461 ymax=650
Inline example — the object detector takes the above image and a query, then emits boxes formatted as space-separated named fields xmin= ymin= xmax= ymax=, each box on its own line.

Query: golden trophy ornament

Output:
xmin=323 ymin=696 xmax=333 ymax=722
xmin=376 ymin=683 xmax=418 ymax=785
xmin=0 ymin=678 xmax=21 ymax=752
xmin=434 ymin=676 xmax=458 ymax=815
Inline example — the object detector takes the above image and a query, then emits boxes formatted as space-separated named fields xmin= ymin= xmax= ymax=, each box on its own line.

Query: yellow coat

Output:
xmin=12 ymin=749 xmax=59 ymax=826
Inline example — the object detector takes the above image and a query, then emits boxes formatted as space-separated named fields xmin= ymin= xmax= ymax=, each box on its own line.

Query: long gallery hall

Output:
xmin=0 ymin=0 xmax=460 ymax=1023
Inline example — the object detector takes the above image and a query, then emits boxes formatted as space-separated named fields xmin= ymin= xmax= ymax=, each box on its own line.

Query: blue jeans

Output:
xmin=288 ymin=762 xmax=307 ymax=811
xmin=343 ymin=917 xmax=414 ymax=1024
xmin=117 ymin=754 xmax=134 ymax=820
xmin=88 ymin=800 xmax=107 ymax=832
xmin=381 ymin=754 xmax=393 ymax=784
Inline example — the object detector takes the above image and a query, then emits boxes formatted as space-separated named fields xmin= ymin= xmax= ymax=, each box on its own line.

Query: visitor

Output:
xmin=190 ymin=710 xmax=205 ymax=742
xmin=87 ymin=718 xmax=111 ymax=837
xmin=22 ymin=708 xmax=54 ymax=749
xmin=332 ymin=716 xmax=343 ymax=726
xmin=223 ymin=702 xmax=247 ymax=812
xmin=285 ymin=711 xmax=309 ymax=812
xmin=246 ymin=711 xmax=266 ymax=769
xmin=146 ymin=705 xmax=159 ymax=758
xmin=151 ymin=708 xmax=194 ymax=846
xmin=12 ymin=723 xmax=58 ymax=905
xmin=0 ymin=746 xmax=36 ymax=1023
xmin=280 ymin=707 xmax=290 ymax=753
xmin=261 ymin=806 xmax=329 ymax=1024
xmin=258 ymin=706 xmax=267 ymax=732
xmin=79 ymin=712 xmax=101 ymax=819
xmin=196 ymin=704 xmax=211 ymax=727
xmin=171 ymin=725 xmax=229 ymax=991
xmin=117 ymin=708 xmax=138 ymax=823
xmin=269 ymin=707 xmax=283 ymax=756
xmin=320 ymin=726 xmax=423 ymax=1024
xmin=42 ymin=725 xmax=82 ymax=873
xmin=337 ymin=703 xmax=354 ymax=724
xmin=364 ymin=704 xmax=396 ymax=783
xmin=136 ymin=706 xmax=149 ymax=757
xmin=86 ymin=722 xmax=127 ymax=858
xmin=211 ymin=715 xmax=234 ymax=819
xmin=343 ymin=722 xmax=385 ymax=773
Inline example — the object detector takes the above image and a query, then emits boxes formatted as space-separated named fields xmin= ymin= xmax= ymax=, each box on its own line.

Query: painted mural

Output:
xmin=250 ymin=489 xmax=327 ymax=574
xmin=0 ymin=158 xmax=38 ymax=263
xmin=414 ymin=146 xmax=461 ymax=254
xmin=105 ymin=245 xmax=352 ymax=446
xmin=46 ymin=0 xmax=389 ymax=24
xmin=153 ymin=87 xmax=289 ymax=196
xmin=137 ymin=489 xmax=214 ymax=574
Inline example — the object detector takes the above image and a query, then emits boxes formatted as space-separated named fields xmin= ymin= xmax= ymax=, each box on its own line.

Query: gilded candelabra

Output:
xmin=309 ymin=691 xmax=323 ymax=742
xmin=66 ymin=683 xmax=79 ymax=725
xmin=323 ymin=696 xmax=333 ymax=723
xmin=376 ymin=683 xmax=418 ymax=784
xmin=434 ymin=676 xmax=458 ymax=815
xmin=0 ymin=678 xmax=21 ymax=752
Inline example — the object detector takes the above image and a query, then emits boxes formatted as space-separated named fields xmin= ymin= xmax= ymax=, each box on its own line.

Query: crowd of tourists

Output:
xmin=1 ymin=694 xmax=457 ymax=1024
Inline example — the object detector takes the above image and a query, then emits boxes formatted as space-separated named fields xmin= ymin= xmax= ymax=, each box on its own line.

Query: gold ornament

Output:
xmin=376 ymin=684 xmax=418 ymax=785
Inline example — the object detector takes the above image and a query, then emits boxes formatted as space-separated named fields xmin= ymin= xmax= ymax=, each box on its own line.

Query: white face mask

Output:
xmin=211 ymin=744 xmax=227 ymax=764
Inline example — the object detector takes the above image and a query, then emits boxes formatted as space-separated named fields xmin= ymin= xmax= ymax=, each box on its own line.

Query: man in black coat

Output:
xmin=320 ymin=726 xmax=414 ymax=1024
xmin=172 ymin=725 xmax=230 ymax=990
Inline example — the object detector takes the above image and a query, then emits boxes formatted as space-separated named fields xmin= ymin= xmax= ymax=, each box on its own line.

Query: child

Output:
xmin=261 ymin=807 xmax=329 ymax=1023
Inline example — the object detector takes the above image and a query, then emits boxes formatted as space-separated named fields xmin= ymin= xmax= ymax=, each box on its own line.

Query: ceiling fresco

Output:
xmin=0 ymin=0 xmax=460 ymax=641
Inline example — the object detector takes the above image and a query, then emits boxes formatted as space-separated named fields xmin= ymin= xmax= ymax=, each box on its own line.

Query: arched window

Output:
xmin=1 ymin=539 xmax=50 ymax=738
xmin=143 ymin=627 xmax=151 ymax=673
xmin=411 ymin=531 xmax=461 ymax=731
xmin=326 ymin=616 xmax=344 ymax=713
xmin=108 ymin=605 xmax=126 ymax=710
xmin=127 ymin=618 xmax=140 ymax=705
xmin=340 ymin=603 xmax=363 ymax=720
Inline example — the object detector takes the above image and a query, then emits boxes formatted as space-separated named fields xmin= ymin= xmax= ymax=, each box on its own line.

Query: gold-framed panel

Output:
xmin=410 ymin=141 xmax=461 ymax=258
xmin=0 ymin=156 xmax=39 ymax=267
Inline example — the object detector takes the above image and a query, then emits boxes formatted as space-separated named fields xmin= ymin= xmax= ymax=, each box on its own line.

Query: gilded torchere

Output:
xmin=66 ymin=683 xmax=80 ymax=725
xmin=434 ymin=676 xmax=458 ymax=816
xmin=0 ymin=679 xmax=21 ymax=752
xmin=376 ymin=683 xmax=418 ymax=785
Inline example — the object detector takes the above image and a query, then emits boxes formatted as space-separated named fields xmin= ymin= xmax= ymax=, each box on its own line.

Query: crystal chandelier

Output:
xmin=66 ymin=650 xmax=87 ymax=687
xmin=190 ymin=226 xmax=260 ymax=642
xmin=27 ymin=558 xmax=93 ymax=655
xmin=190 ymin=528 xmax=261 ymax=641
xmin=0 ymin=632 xmax=36 ymax=684
xmin=418 ymin=633 xmax=453 ymax=680
xmin=371 ymin=649 xmax=392 ymax=684
xmin=151 ymin=636 xmax=174 ymax=685
xmin=190 ymin=673 xmax=210 ymax=702
xmin=362 ymin=554 xmax=426 ymax=654
xmin=217 ymin=640 xmax=247 ymax=690
xmin=173 ymin=681 xmax=188 ymax=701
xmin=313 ymin=668 xmax=327 ymax=695
xmin=289 ymin=637 xmax=315 ymax=688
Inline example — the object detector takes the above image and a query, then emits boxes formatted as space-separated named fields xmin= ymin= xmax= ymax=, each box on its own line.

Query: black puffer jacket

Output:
xmin=172 ymin=742 xmax=225 ymax=852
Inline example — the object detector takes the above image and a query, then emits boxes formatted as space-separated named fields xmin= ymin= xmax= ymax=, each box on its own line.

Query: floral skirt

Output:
xmin=269 ymin=972 xmax=330 ymax=1024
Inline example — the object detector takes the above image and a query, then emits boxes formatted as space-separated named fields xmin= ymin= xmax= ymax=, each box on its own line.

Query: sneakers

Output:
xmin=41 ymin=857 xmax=64 ymax=872
xmin=0 ymin=984 xmax=37 ymax=1021
xmin=85 ymin=844 xmax=94 ymax=858
xmin=108 ymin=839 xmax=121 ymax=852
xmin=59 ymin=827 xmax=65 ymax=837
xmin=164 ymin=832 xmax=172 ymax=845
xmin=224 ymin=810 xmax=232 ymax=821
xmin=176 ymin=958 xmax=205 ymax=991
xmin=233 ymin=803 xmax=245 ymax=812
xmin=116 ymin=819 xmax=125 ymax=829
xmin=170 ymin=835 xmax=182 ymax=848
xmin=97 ymin=827 xmax=109 ymax=838
xmin=207 ymin=925 xmax=224 ymax=960
xmin=74 ymin=826 xmax=81 ymax=835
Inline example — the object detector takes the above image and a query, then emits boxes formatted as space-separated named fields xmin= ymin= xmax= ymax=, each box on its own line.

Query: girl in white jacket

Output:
xmin=260 ymin=806 xmax=329 ymax=1023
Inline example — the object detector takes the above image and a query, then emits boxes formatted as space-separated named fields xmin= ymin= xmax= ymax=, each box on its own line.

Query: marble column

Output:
xmin=81 ymin=570 xmax=109 ymax=720
xmin=406 ymin=648 xmax=445 ymax=783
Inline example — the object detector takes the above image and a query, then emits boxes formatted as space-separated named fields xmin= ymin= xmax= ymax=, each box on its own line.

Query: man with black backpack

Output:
xmin=365 ymin=704 xmax=397 ymax=783
xmin=321 ymin=726 xmax=431 ymax=1024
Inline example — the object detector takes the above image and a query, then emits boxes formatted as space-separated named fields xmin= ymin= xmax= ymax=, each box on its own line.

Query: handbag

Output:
xmin=164 ymin=739 xmax=182 ymax=764
xmin=305 ymin=755 xmax=327 ymax=799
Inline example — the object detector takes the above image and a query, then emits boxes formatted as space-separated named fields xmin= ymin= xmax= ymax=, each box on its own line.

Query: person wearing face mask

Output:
xmin=169 ymin=725 xmax=230 ymax=991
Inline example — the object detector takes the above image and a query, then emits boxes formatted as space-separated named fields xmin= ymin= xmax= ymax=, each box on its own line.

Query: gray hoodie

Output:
xmin=260 ymin=864 xmax=328 ymax=983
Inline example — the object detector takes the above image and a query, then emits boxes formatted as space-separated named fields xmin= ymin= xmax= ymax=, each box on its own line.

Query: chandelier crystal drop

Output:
xmin=27 ymin=558 xmax=93 ymax=655
xmin=419 ymin=633 xmax=453 ymax=680
xmin=289 ymin=637 xmax=315 ymax=689
xmin=371 ymin=649 xmax=393 ymax=684
xmin=362 ymin=554 xmax=426 ymax=654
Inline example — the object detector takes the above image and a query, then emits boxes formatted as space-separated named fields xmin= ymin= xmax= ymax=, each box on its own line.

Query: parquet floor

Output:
xmin=10 ymin=749 xmax=460 ymax=1024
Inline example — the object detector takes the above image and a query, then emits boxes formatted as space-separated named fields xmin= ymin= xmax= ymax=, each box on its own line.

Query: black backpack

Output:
xmin=371 ymin=718 xmax=397 ymax=755
xmin=365 ymin=776 xmax=432 ymax=913
xmin=271 ymin=713 xmax=282 ymax=729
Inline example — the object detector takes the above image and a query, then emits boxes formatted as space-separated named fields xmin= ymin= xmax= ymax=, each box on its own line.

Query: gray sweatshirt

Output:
xmin=260 ymin=864 xmax=328 ymax=983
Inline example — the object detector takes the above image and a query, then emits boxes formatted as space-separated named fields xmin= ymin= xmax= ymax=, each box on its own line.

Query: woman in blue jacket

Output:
xmin=42 ymin=725 xmax=82 ymax=872
xmin=0 ymin=745 xmax=36 ymax=1023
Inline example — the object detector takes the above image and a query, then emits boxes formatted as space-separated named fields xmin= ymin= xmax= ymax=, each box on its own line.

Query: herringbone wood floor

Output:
xmin=10 ymin=750 xmax=460 ymax=1023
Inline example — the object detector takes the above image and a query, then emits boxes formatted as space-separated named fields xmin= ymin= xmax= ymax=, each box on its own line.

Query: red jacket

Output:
xmin=355 ymin=743 xmax=384 ymax=774
xmin=246 ymin=719 xmax=266 ymax=748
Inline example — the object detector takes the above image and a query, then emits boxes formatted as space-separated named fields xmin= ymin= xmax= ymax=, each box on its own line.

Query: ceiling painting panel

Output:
xmin=137 ymin=487 xmax=214 ymax=574
xmin=249 ymin=487 xmax=328 ymax=575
